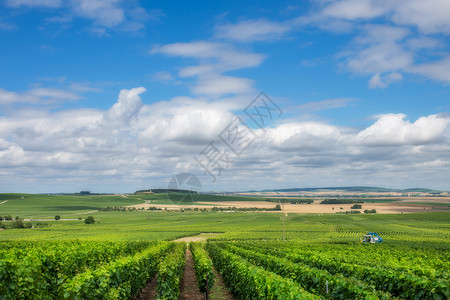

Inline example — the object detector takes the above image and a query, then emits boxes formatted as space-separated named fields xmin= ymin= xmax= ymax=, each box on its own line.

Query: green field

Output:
xmin=1 ymin=193 xmax=449 ymax=299
xmin=0 ymin=193 xmax=268 ymax=218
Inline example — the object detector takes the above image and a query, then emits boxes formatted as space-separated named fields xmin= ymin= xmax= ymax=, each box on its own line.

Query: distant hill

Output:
xmin=137 ymin=186 xmax=446 ymax=196
xmin=259 ymin=186 xmax=443 ymax=194
xmin=135 ymin=189 xmax=198 ymax=194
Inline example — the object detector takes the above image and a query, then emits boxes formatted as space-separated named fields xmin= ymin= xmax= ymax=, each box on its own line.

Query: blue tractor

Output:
xmin=361 ymin=232 xmax=383 ymax=244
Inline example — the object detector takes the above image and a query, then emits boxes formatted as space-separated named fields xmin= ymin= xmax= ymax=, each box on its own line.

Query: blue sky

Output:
xmin=0 ymin=0 xmax=449 ymax=193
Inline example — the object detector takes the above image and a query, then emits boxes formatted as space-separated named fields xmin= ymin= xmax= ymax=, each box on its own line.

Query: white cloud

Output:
xmin=6 ymin=0 xmax=62 ymax=7
xmin=406 ymin=37 xmax=442 ymax=51
xmin=153 ymin=41 xmax=264 ymax=97
xmin=71 ymin=0 xmax=124 ymax=28
xmin=154 ymin=41 xmax=264 ymax=74
xmin=153 ymin=41 xmax=220 ymax=58
xmin=408 ymin=56 xmax=450 ymax=83
xmin=300 ymin=0 xmax=450 ymax=86
xmin=101 ymin=87 xmax=145 ymax=127
xmin=192 ymin=75 xmax=254 ymax=96
xmin=265 ymin=122 xmax=343 ymax=150
xmin=389 ymin=0 xmax=450 ymax=34
xmin=356 ymin=113 xmax=450 ymax=146
xmin=6 ymin=0 xmax=150 ymax=34
xmin=310 ymin=0 xmax=450 ymax=35
xmin=344 ymin=25 xmax=413 ymax=75
xmin=321 ymin=0 xmax=386 ymax=20
xmin=0 ymin=87 xmax=81 ymax=105
xmin=138 ymin=100 xmax=234 ymax=146
xmin=1 ymin=88 xmax=449 ymax=192
xmin=368 ymin=72 xmax=403 ymax=89
xmin=215 ymin=18 xmax=291 ymax=42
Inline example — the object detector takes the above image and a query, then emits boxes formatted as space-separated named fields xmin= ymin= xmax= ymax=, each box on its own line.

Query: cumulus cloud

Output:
xmin=1 ymin=87 xmax=449 ymax=192
xmin=356 ymin=113 xmax=450 ymax=146
xmin=215 ymin=18 xmax=291 ymax=42
xmin=265 ymin=122 xmax=343 ymax=150
xmin=101 ymin=87 xmax=145 ymax=127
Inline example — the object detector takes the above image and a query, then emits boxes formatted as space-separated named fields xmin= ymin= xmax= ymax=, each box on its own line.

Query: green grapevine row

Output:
xmin=238 ymin=241 xmax=448 ymax=279
xmin=238 ymin=242 xmax=449 ymax=299
xmin=220 ymin=243 xmax=391 ymax=299
xmin=206 ymin=243 xmax=320 ymax=299
xmin=63 ymin=242 xmax=172 ymax=299
xmin=0 ymin=241 xmax=154 ymax=299
xmin=156 ymin=242 xmax=187 ymax=300
xmin=189 ymin=242 xmax=214 ymax=293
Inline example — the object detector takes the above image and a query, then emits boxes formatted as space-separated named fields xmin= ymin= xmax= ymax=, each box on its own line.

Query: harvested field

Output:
xmin=129 ymin=199 xmax=450 ymax=214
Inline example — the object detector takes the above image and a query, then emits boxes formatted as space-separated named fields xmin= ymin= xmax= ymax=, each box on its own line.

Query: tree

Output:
xmin=274 ymin=204 xmax=281 ymax=210
xmin=12 ymin=219 xmax=24 ymax=228
xmin=55 ymin=215 xmax=61 ymax=220
xmin=84 ymin=216 xmax=95 ymax=224
xmin=351 ymin=204 xmax=362 ymax=209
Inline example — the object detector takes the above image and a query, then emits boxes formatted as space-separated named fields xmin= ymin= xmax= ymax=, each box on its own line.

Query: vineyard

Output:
xmin=1 ymin=239 xmax=449 ymax=299
xmin=0 ymin=195 xmax=449 ymax=299
xmin=207 ymin=241 xmax=449 ymax=299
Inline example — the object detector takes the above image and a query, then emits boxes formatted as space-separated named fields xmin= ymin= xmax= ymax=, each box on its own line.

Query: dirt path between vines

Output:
xmin=137 ymin=275 xmax=158 ymax=300
xmin=174 ymin=233 xmax=221 ymax=243
xmin=179 ymin=248 xmax=203 ymax=299
xmin=138 ymin=248 xmax=234 ymax=300
xmin=210 ymin=266 xmax=234 ymax=300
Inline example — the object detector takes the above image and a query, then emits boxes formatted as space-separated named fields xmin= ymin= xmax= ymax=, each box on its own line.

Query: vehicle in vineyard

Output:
xmin=361 ymin=232 xmax=383 ymax=243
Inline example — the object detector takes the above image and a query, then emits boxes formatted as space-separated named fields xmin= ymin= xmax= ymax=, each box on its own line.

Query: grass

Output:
xmin=1 ymin=193 xmax=449 ymax=250
xmin=1 ymin=211 xmax=448 ymax=250
xmin=130 ymin=193 xmax=266 ymax=203
xmin=1 ymin=193 xmax=448 ymax=300
xmin=0 ymin=194 xmax=143 ymax=218
xmin=401 ymin=202 xmax=450 ymax=206
xmin=0 ymin=193 xmax=268 ymax=218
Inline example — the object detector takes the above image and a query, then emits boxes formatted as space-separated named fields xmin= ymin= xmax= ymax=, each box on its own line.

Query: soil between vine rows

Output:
xmin=138 ymin=248 xmax=234 ymax=300
xmin=179 ymin=248 xmax=203 ymax=300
